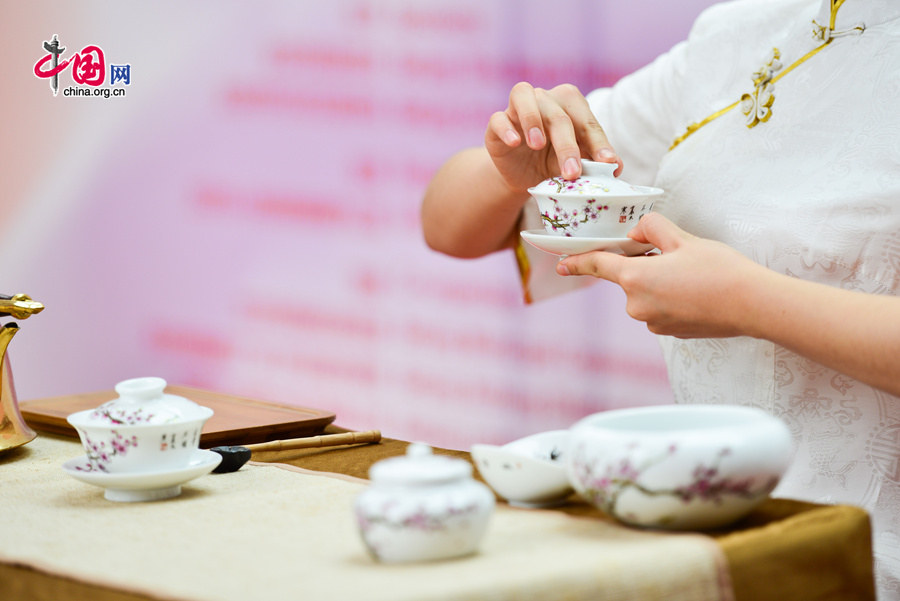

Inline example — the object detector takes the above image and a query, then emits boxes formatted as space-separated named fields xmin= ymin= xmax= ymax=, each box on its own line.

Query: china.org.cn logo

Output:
xmin=33 ymin=34 xmax=131 ymax=98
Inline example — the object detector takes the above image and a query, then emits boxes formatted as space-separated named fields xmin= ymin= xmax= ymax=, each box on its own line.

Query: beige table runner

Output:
xmin=2 ymin=435 xmax=733 ymax=601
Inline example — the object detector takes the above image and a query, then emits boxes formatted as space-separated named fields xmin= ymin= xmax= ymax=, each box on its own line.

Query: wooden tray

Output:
xmin=19 ymin=385 xmax=336 ymax=447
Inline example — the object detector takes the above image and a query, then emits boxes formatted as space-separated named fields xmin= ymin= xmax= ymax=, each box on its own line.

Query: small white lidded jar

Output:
xmin=354 ymin=442 xmax=495 ymax=563
xmin=67 ymin=377 xmax=213 ymax=474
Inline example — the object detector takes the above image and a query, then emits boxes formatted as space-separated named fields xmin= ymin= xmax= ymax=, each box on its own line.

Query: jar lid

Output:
xmin=528 ymin=159 xmax=660 ymax=198
xmin=72 ymin=377 xmax=212 ymax=427
xmin=369 ymin=442 xmax=472 ymax=485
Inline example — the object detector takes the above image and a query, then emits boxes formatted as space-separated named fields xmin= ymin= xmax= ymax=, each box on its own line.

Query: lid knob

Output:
xmin=114 ymin=377 xmax=167 ymax=402
xmin=406 ymin=442 xmax=432 ymax=458
xmin=580 ymin=159 xmax=617 ymax=178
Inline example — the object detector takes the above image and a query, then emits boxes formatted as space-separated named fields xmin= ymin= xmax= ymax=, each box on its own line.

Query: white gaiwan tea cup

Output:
xmin=567 ymin=405 xmax=793 ymax=530
xmin=528 ymin=160 xmax=663 ymax=238
xmin=66 ymin=377 xmax=213 ymax=474
xmin=471 ymin=430 xmax=573 ymax=508
xmin=354 ymin=443 xmax=494 ymax=563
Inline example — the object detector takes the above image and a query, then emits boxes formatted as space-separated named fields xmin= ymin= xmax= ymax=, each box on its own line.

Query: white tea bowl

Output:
xmin=355 ymin=443 xmax=494 ymax=563
xmin=528 ymin=160 xmax=663 ymax=238
xmin=471 ymin=430 xmax=573 ymax=507
xmin=66 ymin=377 xmax=213 ymax=474
xmin=567 ymin=405 xmax=793 ymax=530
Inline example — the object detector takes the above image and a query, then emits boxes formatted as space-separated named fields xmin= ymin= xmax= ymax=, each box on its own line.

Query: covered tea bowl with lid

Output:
xmin=66 ymin=376 xmax=214 ymax=473
xmin=528 ymin=159 xmax=663 ymax=238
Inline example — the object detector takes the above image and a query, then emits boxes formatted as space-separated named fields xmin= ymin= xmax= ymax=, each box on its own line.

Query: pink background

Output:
xmin=3 ymin=0 xmax=716 ymax=449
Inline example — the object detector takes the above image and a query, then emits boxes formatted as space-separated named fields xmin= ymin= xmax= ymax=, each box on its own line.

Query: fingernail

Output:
xmin=597 ymin=148 xmax=616 ymax=161
xmin=556 ymin=260 xmax=570 ymax=276
xmin=564 ymin=158 xmax=580 ymax=179
xmin=528 ymin=128 xmax=545 ymax=147
xmin=504 ymin=129 xmax=519 ymax=145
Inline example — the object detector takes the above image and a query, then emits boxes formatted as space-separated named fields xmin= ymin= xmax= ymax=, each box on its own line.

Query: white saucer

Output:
xmin=62 ymin=449 xmax=222 ymax=502
xmin=520 ymin=229 xmax=655 ymax=257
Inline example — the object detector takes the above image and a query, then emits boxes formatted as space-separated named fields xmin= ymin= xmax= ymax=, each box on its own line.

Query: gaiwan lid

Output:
xmin=528 ymin=159 xmax=663 ymax=198
xmin=72 ymin=377 xmax=212 ymax=427
xmin=369 ymin=442 xmax=472 ymax=486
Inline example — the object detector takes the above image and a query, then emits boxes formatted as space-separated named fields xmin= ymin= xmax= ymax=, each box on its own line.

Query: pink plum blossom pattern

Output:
xmin=541 ymin=197 xmax=610 ymax=236
xmin=545 ymin=176 xmax=611 ymax=195
xmin=90 ymin=402 xmax=155 ymax=425
xmin=356 ymin=501 xmax=480 ymax=558
xmin=570 ymin=444 xmax=778 ymax=524
xmin=77 ymin=429 xmax=139 ymax=472
xmin=357 ymin=501 xmax=480 ymax=533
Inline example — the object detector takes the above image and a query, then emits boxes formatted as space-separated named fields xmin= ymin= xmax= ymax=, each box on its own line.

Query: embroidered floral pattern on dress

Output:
xmin=740 ymin=48 xmax=782 ymax=128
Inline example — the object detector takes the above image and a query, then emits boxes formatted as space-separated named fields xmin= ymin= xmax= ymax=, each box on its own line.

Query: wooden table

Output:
xmin=1 ymin=390 xmax=877 ymax=601
xmin=256 ymin=426 xmax=877 ymax=601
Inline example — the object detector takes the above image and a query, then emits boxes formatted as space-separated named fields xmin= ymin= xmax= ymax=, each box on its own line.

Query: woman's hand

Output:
xmin=423 ymin=81 xmax=621 ymax=258
xmin=556 ymin=211 xmax=900 ymax=397
xmin=555 ymin=213 xmax=767 ymax=338
xmin=485 ymin=82 xmax=621 ymax=193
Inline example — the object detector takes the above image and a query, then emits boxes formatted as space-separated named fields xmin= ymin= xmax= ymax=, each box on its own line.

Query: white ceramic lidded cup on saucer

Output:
xmin=354 ymin=442 xmax=495 ymax=563
xmin=67 ymin=376 xmax=214 ymax=474
xmin=527 ymin=159 xmax=663 ymax=239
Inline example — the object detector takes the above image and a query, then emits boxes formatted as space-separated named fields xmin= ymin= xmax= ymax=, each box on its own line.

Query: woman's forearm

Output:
xmin=740 ymin=268 xmax=900 ymax=397
xmin=421 ymin=147 xmax=529 ymax=258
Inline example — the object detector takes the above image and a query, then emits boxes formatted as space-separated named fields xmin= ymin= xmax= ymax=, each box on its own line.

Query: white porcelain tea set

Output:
xmin=521 ymin=159 xmax=663 ymax=256
xmin=63 ymin=377 xmax=221 ymax=502
xmin=62 ymin=378 xmax=793 ymax=564
xmin=354 ymin=403 xmax=792 ymax=563
xmin=472 ymin=405 xmax=793 ymax=530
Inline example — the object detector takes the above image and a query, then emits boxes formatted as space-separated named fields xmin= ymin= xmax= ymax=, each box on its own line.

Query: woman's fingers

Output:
xmin=487 ymin=110 xmax=522 ymax=148
xmin=557 ymin=215 xmax=689 ymax=282
xmin=507 ymin=81 xmax=547 ymax=150
xmin=556 ymin=249 xmax=627 ymax=284
xmin=556 ymin=214 xmax=687 ymax=283
xmin=535 ymin=88 xmax=582 ymax=179
xmin=628 ymin=213 xmax=689 ymax=251
xmin=488 ymin=81 xmax=623 ymax=186
xmin=506 ymin=82 xmax=624 ymax=180
xmin=547 ymin=84 xmax=620 ymax=173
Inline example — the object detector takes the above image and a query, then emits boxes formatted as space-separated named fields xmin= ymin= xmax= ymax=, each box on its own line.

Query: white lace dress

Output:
xmin=523 ymin=0 xmax=900 ymax=596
